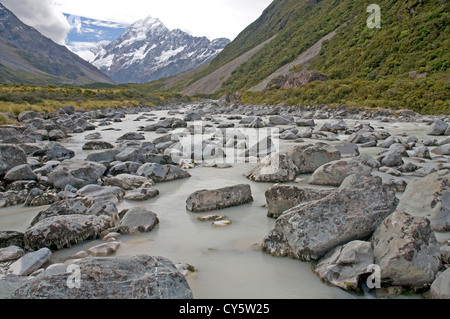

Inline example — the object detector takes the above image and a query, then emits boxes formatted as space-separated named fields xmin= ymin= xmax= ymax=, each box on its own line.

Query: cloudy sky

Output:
xmin=0 ymin=0 xmax=273 ymax=44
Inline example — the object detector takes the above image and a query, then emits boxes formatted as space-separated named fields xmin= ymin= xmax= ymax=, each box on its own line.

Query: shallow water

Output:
xmin=1 ymin=109 xmax=449 ymax=299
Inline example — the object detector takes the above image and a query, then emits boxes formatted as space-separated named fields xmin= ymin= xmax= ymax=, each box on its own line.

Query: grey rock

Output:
xmin=117 ymin=132 xmax=145 ymax=141
xmin=309 ymin=156 xmax=373 ymax=187
xmin=108 ymin=161 xmax=141 ymax=175
xmin=296 ymin=119 xmax=315 ymax=127
xmin=4 ymin=164 xmax=37 ymax=181
xmin=262 ymin=176 xmax=398 ymax=261
xmin=244 ymin=152 xmax=298 ymax=183
xmin=119 ymin=207 xmax=159 ymax=235
xmin=186 ymin=184 xmax=253 ymax=213
xmin=11 ymin=255 xmax=193 ymax=299
xmin=88 ymin=242 xmax=120 ymax=257
xmin=430 ymin=268 xmax=450 ymax=299
xmin=137 ymin=163 xmax=191 ymax=183
xmin=123 ymin=188 xmax=160 ymax=201
xmin=24 ymin=214 xmax=115 ymax=251
xmin=0 ymin=246 xmax=24 ymax=262
xmin=42 ymin=145 xmax=75 ymax=161
xmin=86 ymin=149 xmax=120 ymax=165
xmin=371 ymin=211 xmax=441 ymax=287
xmin=0 ymin=231 xmax=24 ymax=249
xmin=48 ymin=129 xmax=66 ymax=141
xmin=103 ymin=174 xmax=154 ymax=190
xmin=248 ymin=117 xmax=265 ymax=128
xmin=0 ymin=144 xmax=27 ymax=176
xmin=265 ymin=184 xmax=333 ymax=219
xmin=8 ymin=248 xmax=52 ymax=276
xmin=84 ymin=132 xmax=102 ymax=140
xmin=432 ymin=144 xmax=450 ymax=155
xmin=427 ymin=120 xmax=448 ymax=136
xmin=409 ymin=145 xmax=431 ymax=159
xmin=286 ymin=143 xmax=341 ymax=174
xmin=314 ymin=241 xmax=374 ymax=291
xmin=334 ymin=142 xmax=360 ymax=158
xmin=396 ymin=170 xmax=450 ymax=231
xmin=30 ymin=198 xmax=89 ymax=227
xmin=48 ymin=160 xmax=107 ymax=190
xmin=76 ymin=185 xmax=124 ymax=205
xmin=82 ymin=141 xmax=114 ymax=150
xmin=371 ymin=171 xmax=408 ymax=193
xmin=269 ymin=116 xmax=291 ymax=126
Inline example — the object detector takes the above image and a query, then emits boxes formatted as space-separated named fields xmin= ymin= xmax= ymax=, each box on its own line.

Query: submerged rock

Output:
xmin=88 ymin=242 xmax=120 ymax=257
xmin=262 ymin=176 xmax=398 ymax=261
xmin=186 ymin=184 xmax=253 ymax=213
xmin=11 ymin=255 xmax=193 ymax=299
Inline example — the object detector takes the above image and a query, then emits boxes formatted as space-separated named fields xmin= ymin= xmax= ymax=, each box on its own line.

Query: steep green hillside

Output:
xmin=173 ymin=0 xmax=449 ymax=114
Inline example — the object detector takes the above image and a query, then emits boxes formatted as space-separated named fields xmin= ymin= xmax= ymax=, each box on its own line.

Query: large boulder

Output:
xmin=244 ymin=153 xmax=298 ymax=183
xmin=371 ymin=211 xmax=441 ymax=287
xmin=186 ymin=184 xmax=253 ymax=213
xmin=0 ymin=144 xmax=27 ymax=176
xmin=314 ymin=241 xmax=374 ymax=292
xmin=11 ymin=255 xmax=193 ymax=299
xmin=396 ymin=170 xmax=450 ymax=231
xmin=309 ymin=156 xmax=374 ymax=186
xmin=48 ymin=160 xmax=107 ymax=190
xmin=136 ymin=163 xmax=191 ymax=183
xmin=286 ymin=143 xmax=341 ymax=174
xmin=265 ymin=184 xmax=333 ymax=219
xmin=262 ymin=176 xmax=399 ymax=261
xmin=24 ymin=214 xmax=115 ymax=251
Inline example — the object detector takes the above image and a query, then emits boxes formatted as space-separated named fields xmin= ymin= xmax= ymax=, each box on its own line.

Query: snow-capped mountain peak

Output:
xmin=91 ymin=16 xmax=230 ymax=84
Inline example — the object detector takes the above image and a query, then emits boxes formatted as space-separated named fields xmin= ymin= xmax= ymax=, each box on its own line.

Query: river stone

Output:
xmin=314 ymin=241 xmax=374 ymax=291
xmin=396 ymin=169 xmax=450 ymax=231
xmin=48 ymin=160 xmax=107 ymax=190
xmin=427 ymin=120 xmax=448 ymax=136
xmin=86 ymin=149 xmax=120 ymax=165
xmin=286 ymin=143 xmax=341 ymax=174
xmin=108 ymin=161 xmax=141 ymax=175
xmin=4 ymin=164 xmax=37 ymax=182
xmin=371 ymin=211 xmax=441 ymax=287
xmin=309 ymin=156 xmax=373 ymax=186
xmin=0 ymin=246 xmax=25 ymax=263
xmin=123 ymin=188 xmax=160 ymax=201
xmin=88 ymin=242 xmax=120 ymax=257
xmin=262 ymin=176 xmax=398 ymax=261
xmin=8 ymin=248 xmax=52 ymax=276
xmin=76 ymin=185 xmax=125 ymax=205
xmin=248 ymin=117 xmax=265 ymax=128
xmin=103 ymin=174 xmax=154 ymax=190
xmin=244 ymin=153 xmax=298 ymax=183
xmin=265 ymin=184 xmax=333 ymax=219
xmin=296 ymin=119 xmax=315 ymax=127
xmin=119 ymin=207 xmax=159 ymax=235
xmin=432 ymin=144 xmax=450 ymax=155
xmin=82 ymin=141 xmax=114 ymax=150
xmin=117 ymin=132 xmax=145 ymax=141
xmin=430 ymin=268 xmax=450 ymax=299
xmin=11 ymin=255 xmax=193 ymax=299
xmin=0 ymin=231 xmax=24 ymax=249
xmin=186 ymin=184 xmax=253 ymax=213
xmin=42 ymin=145 xmax=75 ymax=161
xmin=24 ymin=215 xmax=115 ymax=251
xmin=0 ymin=144 xmax=27 ymax=176
xmin=136 ymin=163 xmax=191 ymax=183
xmin=269 ymin=116 xmax=291 ymax=125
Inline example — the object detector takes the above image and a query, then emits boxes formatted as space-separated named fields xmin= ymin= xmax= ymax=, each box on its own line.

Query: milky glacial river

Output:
xmin=1 ymin=109 xmax=448 ymax=299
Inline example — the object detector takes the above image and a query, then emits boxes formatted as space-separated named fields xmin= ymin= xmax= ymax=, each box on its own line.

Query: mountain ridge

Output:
xmin=92 ymin=16 xmax=230 ymax=84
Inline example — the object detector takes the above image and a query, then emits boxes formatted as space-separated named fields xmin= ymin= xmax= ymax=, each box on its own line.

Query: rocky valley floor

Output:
xmin=0 ymin=101 xmax=449 ymax=299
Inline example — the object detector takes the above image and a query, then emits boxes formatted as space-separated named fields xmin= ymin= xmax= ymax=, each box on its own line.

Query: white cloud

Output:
xmin=53 ymin=0 xmax=273 ymax=40
xmin=0 ymin=0 xmax=70 ymax=45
